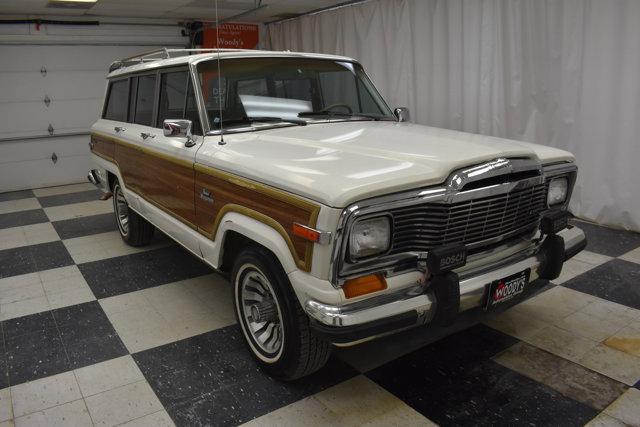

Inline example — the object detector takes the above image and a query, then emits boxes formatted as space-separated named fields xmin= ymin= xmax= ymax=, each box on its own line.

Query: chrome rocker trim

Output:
xmin=306 ymin=226 xmax=585 ymax=333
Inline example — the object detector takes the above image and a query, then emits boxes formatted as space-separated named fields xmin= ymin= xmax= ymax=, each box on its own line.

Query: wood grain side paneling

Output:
xmin=194 ymin=164 xmax=320 ymax=271
xmin=90 ymin=133 xmax=115 ymax=162
xmin=140 ymin=150 xmax=197 ymax=227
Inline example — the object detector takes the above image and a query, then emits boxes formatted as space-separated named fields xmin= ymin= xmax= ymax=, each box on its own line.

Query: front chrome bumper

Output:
xmin=305 ymin=226 xmax=586 ymax=335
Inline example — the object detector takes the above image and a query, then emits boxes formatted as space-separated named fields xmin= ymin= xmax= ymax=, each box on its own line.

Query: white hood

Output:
xmin=201 ymin=121 xmax=574 ymax=208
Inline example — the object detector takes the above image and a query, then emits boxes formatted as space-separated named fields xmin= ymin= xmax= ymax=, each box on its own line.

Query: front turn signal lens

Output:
xmin=343 ymin=274 xmax=387 ymax=299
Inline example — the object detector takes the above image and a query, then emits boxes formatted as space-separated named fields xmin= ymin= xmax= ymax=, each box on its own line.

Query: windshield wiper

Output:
xmin=298 ymin=111 xmax=388 ymax=121
xmin=246 ymin=116 xmax=307 ymax=126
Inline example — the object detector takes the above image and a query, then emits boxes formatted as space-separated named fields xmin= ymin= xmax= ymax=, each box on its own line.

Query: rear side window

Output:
xmin=133 ymin=74 xmax=156 ymax=126
xmin=157 ymin=71 xmax=188 ymax=126
xmin=103 ymin=80 xmax=128 ymax=121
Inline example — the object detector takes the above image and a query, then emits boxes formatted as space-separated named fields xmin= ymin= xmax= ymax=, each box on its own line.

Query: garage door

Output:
xmin=0 ymin=44 xmax=176 ymax=192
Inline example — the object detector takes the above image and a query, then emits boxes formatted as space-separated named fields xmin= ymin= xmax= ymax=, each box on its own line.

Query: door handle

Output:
xmin=114 ymin=126 xmax=126 ymax=133
xmin=140 ymin=132 xmax=156 ymax=140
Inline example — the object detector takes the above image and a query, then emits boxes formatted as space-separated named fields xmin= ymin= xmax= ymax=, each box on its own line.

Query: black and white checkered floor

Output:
xmin=0 ymin=183 xmax=639 ymax=426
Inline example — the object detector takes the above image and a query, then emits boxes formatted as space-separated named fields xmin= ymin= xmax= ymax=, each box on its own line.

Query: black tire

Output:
xmin=112 ymin=178 xmax=154 ymax=247
xmin=232 ymin=245 xmax=332 ymax=380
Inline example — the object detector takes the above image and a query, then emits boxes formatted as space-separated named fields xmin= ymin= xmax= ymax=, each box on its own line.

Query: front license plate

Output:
xmin=484 ymin=268 xmax=531 ymax=310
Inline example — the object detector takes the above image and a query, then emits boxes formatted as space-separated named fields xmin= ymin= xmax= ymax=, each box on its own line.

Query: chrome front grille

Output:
xmin=389 ymin=183 xmax=548 ymax=254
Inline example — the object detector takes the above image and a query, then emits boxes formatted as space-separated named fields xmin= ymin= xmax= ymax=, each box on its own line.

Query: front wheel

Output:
xmin=232 ymin=246 xmax=332 ymax=380
xmin=112 ymin=178 xmax=154 ymax=246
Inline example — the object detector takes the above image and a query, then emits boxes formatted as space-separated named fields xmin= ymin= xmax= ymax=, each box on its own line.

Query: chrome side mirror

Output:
xmin=163 ymin=119 xmax=195 ymax=147
xmin=394 ymin=107 xmax=411 ymax=122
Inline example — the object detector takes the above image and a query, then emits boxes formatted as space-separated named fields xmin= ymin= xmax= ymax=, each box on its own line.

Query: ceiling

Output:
xmin=0 ymin=0 xmax=351 ymax=23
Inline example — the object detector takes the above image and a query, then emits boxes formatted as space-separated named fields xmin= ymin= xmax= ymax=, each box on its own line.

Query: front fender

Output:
xmin=207 ymin=210 xmax=299 ymax=274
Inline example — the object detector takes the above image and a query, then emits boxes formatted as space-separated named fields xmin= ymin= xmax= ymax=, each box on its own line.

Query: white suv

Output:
xmin=88 ymin=48 xmax=586 ymax=379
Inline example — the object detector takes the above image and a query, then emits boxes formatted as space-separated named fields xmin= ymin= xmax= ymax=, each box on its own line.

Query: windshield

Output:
xmin=197 ymin=57 xmax=395 ymax=131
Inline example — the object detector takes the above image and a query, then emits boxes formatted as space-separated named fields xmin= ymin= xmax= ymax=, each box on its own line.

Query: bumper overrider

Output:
xmin=305 ymin=220 xmax=586 ymax=346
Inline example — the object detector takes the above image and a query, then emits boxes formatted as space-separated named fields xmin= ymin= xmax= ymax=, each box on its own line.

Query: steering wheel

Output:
xmin=320 ymin=103 xmax=353 ymax=114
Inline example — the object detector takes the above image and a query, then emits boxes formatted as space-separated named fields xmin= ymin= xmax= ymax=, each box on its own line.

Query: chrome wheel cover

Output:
xmin=237 ymin=264 xmax=284 ymax=362
xmin=114 ymin=185 xmax=129 ymax=236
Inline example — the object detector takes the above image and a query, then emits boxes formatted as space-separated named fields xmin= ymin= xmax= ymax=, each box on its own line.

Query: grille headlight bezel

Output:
xmin=547 ymin=176 xmax=569 ymax=207
xmin=348 ymin=215 xmax=392 ymax=260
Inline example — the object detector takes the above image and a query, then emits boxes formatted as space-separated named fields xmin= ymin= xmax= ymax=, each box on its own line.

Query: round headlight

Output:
xmin=548 ymin=177 xmax=568 ymax=206
xmin=349 ymin=216 xmax=391 ymax=259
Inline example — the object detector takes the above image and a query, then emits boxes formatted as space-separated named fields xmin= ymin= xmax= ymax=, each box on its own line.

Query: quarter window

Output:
xmin=133 ymin=74 xmax=156 ymax=126
xmin=103 ymin=80 xmax=128 ymax=122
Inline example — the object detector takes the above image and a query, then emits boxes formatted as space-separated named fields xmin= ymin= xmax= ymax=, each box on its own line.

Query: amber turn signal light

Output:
xmin=343 ymin=274 xmax=387 ymax=299
xmin=292 ymin=223 xmax=321 ymax=242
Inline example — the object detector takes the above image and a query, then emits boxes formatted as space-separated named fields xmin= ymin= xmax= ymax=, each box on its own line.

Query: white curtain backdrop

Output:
xmin=266 ymin=0 xmax=640 ymax=232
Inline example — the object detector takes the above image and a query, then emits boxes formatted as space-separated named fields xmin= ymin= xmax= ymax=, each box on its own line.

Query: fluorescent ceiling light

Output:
xmin=47 ymin=0 xmax=98 ymax=9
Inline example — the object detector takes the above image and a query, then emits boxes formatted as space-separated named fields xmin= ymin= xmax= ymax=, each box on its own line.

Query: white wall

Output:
xmin=266 ymin=0 xmax=640 ymax=232
xmin=0 ymin=22 xmax=187 ymax=192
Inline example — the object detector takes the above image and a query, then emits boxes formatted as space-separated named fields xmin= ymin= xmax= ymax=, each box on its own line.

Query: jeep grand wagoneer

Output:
xmin=88 ymin=48 xmax=586 ymax=379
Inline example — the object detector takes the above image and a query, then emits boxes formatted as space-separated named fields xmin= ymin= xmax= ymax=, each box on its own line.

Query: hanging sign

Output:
xmin=203 ymin=23 xmax=259 ymax=49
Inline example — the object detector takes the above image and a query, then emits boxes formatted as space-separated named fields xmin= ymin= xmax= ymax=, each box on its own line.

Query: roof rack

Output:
xmin=108 ymin=48 xmax=254 ymax=73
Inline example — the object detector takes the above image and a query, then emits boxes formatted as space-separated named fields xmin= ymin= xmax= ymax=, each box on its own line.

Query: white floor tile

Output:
xmin=32 ymin=183 xmax=95 ymax=197
xmin=0 ymin=296 xmax=50 ymax=322
xmin=620 ymin=246 xmax=640 ymax=265
xmin=0 ymin=266 xmax=95 ymax=321
xmin=0 ymin=223 xmax=59 ymax=251
xmin=555 ymin=311 xmax=626 ymax=342
xmin=0 ymin=389 xmax=12 ymax=423
xmin=14 ymin=399 xmax=92 ymax=427
xmin=0 ymin=198 xmax=41 ymax=215
xmin=101 ymin=276 xmax=235 ymax=353
xmin=10 ymin=371 xmax=81 ymax=418
xmin=603 ymin=324 xmax=640 ymax=358
xmin=84 ymin=380 xmax=163 ymax=427
xmin=524 ymin=325 xmax=599 ymax=363
xmin=578 ymin=343 xmax=640 ymax=386
xmin=75 ymin=355 xmax=144 ymax=398
xmin=509 ymin=286 xmax=596 ymax=324
xmin=44 ymin=200 xmax=113 ymax=222
xmin=483 ymin=307 xmax=551 ymax=341
xmin=603 ymin=388 xmax=640 ymax=426
xmin=62 ymin=231 xmax=167 ymax=264
xmin=573 ymin=250 xmax=613 ymax=266
xmin=554 ymin=258 xmax=599 ymax=285
xmin=243 ymin=376 xmax=433 ymax=427
xmin=585 ymin=413 xmax=628 ymax=427
xmin=119 ymin=410 xmax=175 ymax=427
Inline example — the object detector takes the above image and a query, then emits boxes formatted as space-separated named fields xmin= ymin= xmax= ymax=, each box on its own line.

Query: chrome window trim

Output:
xmin=329 ymin=158 xmax=577 ymax=287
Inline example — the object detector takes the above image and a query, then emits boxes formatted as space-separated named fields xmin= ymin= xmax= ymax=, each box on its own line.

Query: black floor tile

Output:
xmin=52 ymin=213 xmax=117 ymax=240
xmin=79 ymin=245 xmax=213 ymax=299
xmin=0 ymin=209 xmax=49 ymax=229
xmin=366 ymin=324 xmax=597 ymax=426
xmin=134 ymin=325 xmax=358 ymax=426
xmin=0 ymin=241 xmax=74 ymax=279
xmin=572 ymin=220 xmax=640 ymax=257
xmin=5 ymin=328 xmax=69 ymax=386
xmin=2 ymin=311 xmax=57 ymax=340
xmin=0 ymin=189 xmax=35 ymax=202
xmin=53 ymin=301 xmax=128 ymax=369
xmin=563 ymin=258 xmax=640 ymax=310
xmin=37 ymin=189 xmax=103 ymax=208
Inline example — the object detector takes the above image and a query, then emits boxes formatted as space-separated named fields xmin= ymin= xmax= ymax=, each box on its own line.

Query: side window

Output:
xmin=103 ymin=80 xmax=128 ymax=121
xmin=133 ymin=74 xmax=156 ymax=126
xmin=157 ymin=71 xmax=188 ymax=127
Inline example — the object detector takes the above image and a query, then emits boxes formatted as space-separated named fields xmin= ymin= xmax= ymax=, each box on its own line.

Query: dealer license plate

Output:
xmin=484 ymin=269 xmax=531 ymax=310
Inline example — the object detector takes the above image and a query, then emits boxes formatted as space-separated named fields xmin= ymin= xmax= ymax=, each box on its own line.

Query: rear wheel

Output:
xmin=232 ymin=246 xmax=332 ymax=380
xmin=112 ymin=178 xmax=154 ymax=246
